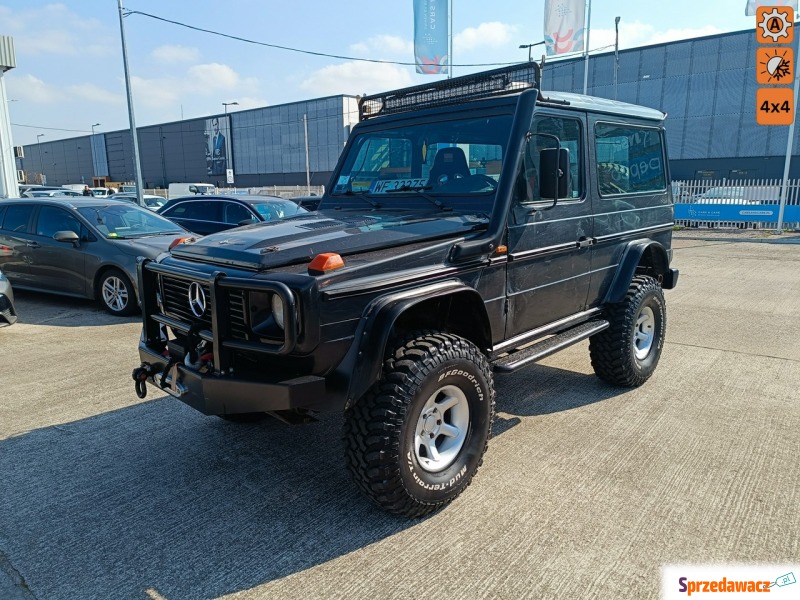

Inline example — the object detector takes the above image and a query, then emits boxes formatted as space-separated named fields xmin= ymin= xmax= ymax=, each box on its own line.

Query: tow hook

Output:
xmin=132 ymin=362 xmax=162 ymax=399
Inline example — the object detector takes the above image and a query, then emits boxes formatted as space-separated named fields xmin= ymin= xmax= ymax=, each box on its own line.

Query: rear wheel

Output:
xmin=98 ymin=268 xmax=137 ymax=316
xmin=590 ymin=275 xmax=666 ymax=387
xmin=343 ymin=332 xmax=495 ymax=517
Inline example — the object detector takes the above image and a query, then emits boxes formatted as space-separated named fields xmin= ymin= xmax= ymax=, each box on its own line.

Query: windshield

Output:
xmin=330 ymin=114 xmax=513 ymax=211
xmin=78 ymin=204 xmax=184 ymax=239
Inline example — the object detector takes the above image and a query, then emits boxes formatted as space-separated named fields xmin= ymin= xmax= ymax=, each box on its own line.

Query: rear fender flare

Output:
xmin=604 ymin=240 xmax=670 ymax=304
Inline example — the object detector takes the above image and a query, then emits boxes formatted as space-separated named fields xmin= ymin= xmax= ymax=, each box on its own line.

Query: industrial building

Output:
xmin=15 ymin=28 xmax=798 ymax=189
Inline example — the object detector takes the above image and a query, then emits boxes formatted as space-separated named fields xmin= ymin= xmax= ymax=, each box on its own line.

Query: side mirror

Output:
xmin=189 ymin=185 xmax=198 ymax=194
xmin=237 ymin=218 xmax=258 ymax=226
xmin=53 ymin=230 xmax=80 ymax=244
xmin=539 ymin=147 xmax=570 ymax=205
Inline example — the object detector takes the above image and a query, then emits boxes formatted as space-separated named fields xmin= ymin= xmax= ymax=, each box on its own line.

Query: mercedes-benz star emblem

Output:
xmin=188 ymin=282 xmax=206 ymax=317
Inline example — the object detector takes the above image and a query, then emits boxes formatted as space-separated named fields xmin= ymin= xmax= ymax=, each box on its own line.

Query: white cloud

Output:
xmin=187 ymin=63 xmax=242 ymax=90
xmin=66 ymin=83 xmax=125 ymax=106
xmin=454 ymin=22 xmax=519 ymax=53
xmin=151 ymin=45 xmax=202 ymax=64
xmin=231 ymin=97 xmax=269 ymax=111
xmin=300 ymin=62 xmax=414 ymax=97
xmin=3 ymin=3 xmax=112 ymax=57
xmin=5 ymin=74 xmax=60 ymax=104
xmin=351 ymin=35 xmax=414 ymax=57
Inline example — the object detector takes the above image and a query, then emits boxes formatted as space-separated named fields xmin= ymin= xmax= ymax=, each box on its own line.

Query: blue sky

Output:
xmin=2 ymin=1 xmax=757 ymax=145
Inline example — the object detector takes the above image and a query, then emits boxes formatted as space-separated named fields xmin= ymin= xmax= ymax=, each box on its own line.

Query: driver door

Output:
xmin=505 ymin=113 xmax=592 ymax=338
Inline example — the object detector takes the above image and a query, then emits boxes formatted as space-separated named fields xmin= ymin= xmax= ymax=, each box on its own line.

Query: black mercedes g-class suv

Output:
xmin=132 ymin=63 xmax=678 ymax=517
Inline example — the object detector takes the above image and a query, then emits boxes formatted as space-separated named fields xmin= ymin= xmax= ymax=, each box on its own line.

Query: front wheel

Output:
xmin=343 ymin=332 xmax=495 ymax=517
xmin=589 ymin=275 xmax=666 ymax=387
xmin=98 ymin=268 xmax=137 ymax=316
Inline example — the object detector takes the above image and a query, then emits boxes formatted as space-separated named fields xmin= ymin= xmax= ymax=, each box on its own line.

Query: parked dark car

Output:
xmin=157 ymin=195 xmax=307 ymax=235
xmin=290 ymin=195 xmax=322 ymax=211
xmin=0 ymin=268 xmax=17 ymax=326
xmin=0 ymin=198 xmax=191 ymax=315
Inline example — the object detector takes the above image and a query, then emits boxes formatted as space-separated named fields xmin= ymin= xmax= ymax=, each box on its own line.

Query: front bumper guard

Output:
xmin=137 ymin=346 xmax=326 ymax=415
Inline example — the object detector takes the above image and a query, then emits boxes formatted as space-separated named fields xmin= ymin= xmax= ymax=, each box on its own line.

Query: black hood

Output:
xmin=169 ymin=210 xmax=488 ymax=270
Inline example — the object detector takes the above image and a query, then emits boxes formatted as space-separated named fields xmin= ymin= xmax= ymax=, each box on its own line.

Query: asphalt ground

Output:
xmin=0 ymin=230 xmax=798 ymax=600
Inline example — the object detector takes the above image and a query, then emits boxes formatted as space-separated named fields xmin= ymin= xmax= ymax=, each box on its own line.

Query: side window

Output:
xmin=1 ymin=205 xmax=35 ymax=233
xmin=36 ymin=207 xmax=82 ymax=238
xmin=222 ymin=202 xmax=253 ymax=224
xmin=165 ymin=201 xmax=221 ymax=222
xmin=595 ymin=123 xmax=666 ymax=195
xmin=517 ymin=116 xmax=583 ymax=203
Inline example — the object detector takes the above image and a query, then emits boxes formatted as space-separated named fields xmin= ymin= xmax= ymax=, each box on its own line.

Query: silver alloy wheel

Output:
xmin=414 ymin=384 xmax=470 ymax=473
xmin=102 ymin=276 xmax=129 ymax=312
xmin=634 ymin=305 xmax=655 ymax=360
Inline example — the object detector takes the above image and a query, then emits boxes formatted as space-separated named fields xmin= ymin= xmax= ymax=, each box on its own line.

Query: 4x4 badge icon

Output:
xmin=188 ymin=282 xmax=206 ymax=317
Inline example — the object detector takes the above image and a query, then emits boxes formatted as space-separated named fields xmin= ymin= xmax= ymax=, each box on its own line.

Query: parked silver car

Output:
xmin=0 ymin=198 xmax=192 ymax=315
xmin=108 ymin=192 xmax=167 ymax=211
xmin=0 ymin=268 xmax=17 ymax=326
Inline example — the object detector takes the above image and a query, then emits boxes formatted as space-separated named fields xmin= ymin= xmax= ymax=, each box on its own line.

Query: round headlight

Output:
xmin=271 ymin=293 xmax=284 ymax=330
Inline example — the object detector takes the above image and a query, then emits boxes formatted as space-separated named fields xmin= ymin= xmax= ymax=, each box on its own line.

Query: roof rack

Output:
xmin=358 ymin=62 xmax=541 ymax=121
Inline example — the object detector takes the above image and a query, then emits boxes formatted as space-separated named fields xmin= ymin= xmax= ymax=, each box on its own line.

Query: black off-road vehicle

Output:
xmin=132 ymin=63 xmax=678 ymax=517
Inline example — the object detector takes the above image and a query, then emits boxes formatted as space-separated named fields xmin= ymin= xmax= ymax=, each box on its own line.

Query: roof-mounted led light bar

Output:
xmin=358 ymin=62 xmax=541 ymax=121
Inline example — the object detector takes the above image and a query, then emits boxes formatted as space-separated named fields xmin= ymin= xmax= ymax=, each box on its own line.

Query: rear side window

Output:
xmin=1 ymin=205 xmax=35 ymax=233
xmin=595 ymin=123 xmax=666 ymax=195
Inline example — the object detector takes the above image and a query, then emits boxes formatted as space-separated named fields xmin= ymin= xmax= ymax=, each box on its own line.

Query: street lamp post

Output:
xmin=222 ymin=101 xmax=238 ymax=114
xmin=519 ymin=41 xmax=545 ymax=62
xmin=614 ymin=17 xmax=621 ymax=100
xmin=36 ymin=133 xmax=45 ymax=183
xmin=92 ymin=123 xmax=101 ymax=135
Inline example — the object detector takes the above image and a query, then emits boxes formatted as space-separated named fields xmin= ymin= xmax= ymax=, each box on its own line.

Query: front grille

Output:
xmin=160 ymin=275 xmax=248 ymax=340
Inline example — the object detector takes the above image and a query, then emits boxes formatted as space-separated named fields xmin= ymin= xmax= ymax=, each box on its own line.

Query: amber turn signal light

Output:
xmin=169 ymin=236 xmax=195 ymax=250
xmin=308 ymin=252 xmax=345 ymax=274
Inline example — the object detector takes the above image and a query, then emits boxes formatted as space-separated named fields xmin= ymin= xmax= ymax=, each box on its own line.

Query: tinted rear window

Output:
xmin=1 ymin=205 xmax=35 ymax=233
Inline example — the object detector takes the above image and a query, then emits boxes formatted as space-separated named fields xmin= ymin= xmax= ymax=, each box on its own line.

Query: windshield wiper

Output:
xmin=337 ymin=189 xmax=381 ymax=209
xmin=386 ymin=185 xmax=450 ymax=211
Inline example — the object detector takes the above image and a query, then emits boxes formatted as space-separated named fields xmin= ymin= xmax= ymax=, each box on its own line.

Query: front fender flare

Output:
xmin=331 ymin=280 xmax=489 ymax=410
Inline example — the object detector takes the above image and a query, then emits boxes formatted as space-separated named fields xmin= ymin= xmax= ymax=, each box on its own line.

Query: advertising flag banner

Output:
xmin=414 ymin=0 xmax=449 ymax=74
xmin=544 ymin=0 xmax=587 ymax=56
xmin=746 ymin=0 xmax=798 ymax=16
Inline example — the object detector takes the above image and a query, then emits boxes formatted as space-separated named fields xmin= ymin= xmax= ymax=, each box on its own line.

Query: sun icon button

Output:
xmin=757 ymin=47 xmax=794 ymax=85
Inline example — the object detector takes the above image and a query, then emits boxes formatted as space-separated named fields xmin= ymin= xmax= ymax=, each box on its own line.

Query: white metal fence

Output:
xmin=672 ymin=179 xmax=800 ymax=231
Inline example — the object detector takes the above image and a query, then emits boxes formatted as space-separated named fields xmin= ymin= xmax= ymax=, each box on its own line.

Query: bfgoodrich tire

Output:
xmin=589 ymin=275 xmax=666 ymax=387
xmin=343 ymin=332 xmax=495 ymax=517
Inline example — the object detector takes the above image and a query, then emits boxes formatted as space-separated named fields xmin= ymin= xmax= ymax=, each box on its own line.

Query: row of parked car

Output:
xmin=0 ymin=191 xmax=321 ymax=324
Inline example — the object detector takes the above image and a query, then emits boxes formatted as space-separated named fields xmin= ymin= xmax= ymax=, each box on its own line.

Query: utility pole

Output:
xmin=303 ymin=114 xmax=311 ymax=195
xmin=117 ymin=0 xmax=144 ymax=205
xmin=582 ymin=0 xmax=593 ymax=95
xmin=614 ymin=16 xmax=621 ymax=100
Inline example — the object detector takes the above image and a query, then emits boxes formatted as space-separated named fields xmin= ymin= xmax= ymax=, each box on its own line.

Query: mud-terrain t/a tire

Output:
xmin=589 ymin=275 xmax=666 ymax=387
xmin=343 ymin=332 xmax=495 ymax=517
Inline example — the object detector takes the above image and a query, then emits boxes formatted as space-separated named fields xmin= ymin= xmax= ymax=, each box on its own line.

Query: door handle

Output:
xmin=577 ymin=237 xmax=593 ymax=248
xmin=26 ymin=241 xmax=41 ymax=249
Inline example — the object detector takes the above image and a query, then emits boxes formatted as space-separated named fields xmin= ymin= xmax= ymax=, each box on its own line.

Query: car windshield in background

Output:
xmin=331 ymin=115 xmax=513 ymax=207
xmin=77 ymin=204 xmax=184 ymax=239
xmin=251 ymin=201 xmax=306 ymax=221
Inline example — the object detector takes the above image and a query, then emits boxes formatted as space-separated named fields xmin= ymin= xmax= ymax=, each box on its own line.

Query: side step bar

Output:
xmin=492 ymin=320 xmax=609 ymax=373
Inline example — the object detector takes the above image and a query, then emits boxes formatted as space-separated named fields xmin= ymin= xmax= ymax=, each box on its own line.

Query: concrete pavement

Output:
xmin=0 ymin=231 xmax=798 ymax=599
